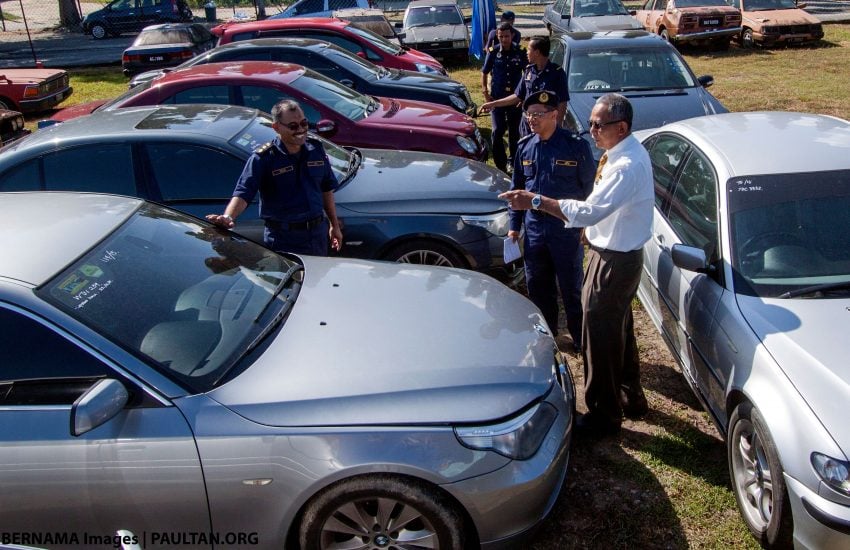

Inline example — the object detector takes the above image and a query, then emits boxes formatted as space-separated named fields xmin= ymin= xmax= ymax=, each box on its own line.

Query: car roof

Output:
xmin=0 ymin=192 xmax=142 ymax=286
xmin=407 ymin=0 xmax=459 ymax=7
xmin=557 ymin=30 xmax=663 ymax=48
xmin=2 ymin=104 xmax=261 ymax=152
xmin=157 ymin=60 xmax=305 ymax=85
xmin=212 ymin=37 xmax=335 ymax=53
xmin=656 ymin=112 xmax=850 ymax=176
xmin=140 ymin=22 xmax=195 ymax=31
xmin=218 ymin=17 xmax=351 ymax=33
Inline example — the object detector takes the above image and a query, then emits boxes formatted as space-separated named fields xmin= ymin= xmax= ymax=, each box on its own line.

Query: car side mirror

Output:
xmin=671 ymin=244 xmax=712 ymax=273
xmin=356 ymin=51 xmax=367 ymax=59
xmin=697 ymin=75 xmax=715 ymax=88
xmin=340 ymin=79 xmax=355 ymax=88
xmin=463 ymin=15 xmax=472 ymax=24
xmin=396 ymin=31 xmax=406 ymax=40
xmin=395 ymin=22 xmax=403 ymax=29
xmin=562 ymin=13 xmax=571 ymax=20
xmin=71 ymin=379 xmax=129 ymax=437
xmin=316 ymin=119 xmax=337 ymax=136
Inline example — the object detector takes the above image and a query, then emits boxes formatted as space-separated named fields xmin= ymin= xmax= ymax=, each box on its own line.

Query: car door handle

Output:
xmin=654 ymin=233 xmax=668 ymax=251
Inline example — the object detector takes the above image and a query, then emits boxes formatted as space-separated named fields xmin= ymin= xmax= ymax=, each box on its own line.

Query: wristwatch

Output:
xmin=531 ymin=194 xmax=542 ymax=210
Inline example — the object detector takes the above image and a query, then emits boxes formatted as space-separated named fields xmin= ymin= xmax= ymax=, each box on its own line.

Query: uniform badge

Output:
xmin=522 ymin=160 xmax=533 ymax=166
xmin=555 ymin=160 xmax=577 ymax=166
xmin=272 ymin=166 xmax=294 ymax=176
xmin=497 ymin=52 xmax=502 ymax=58
xmin=307 ymin=161 xmax=325 ymax=167
xmin=539 ymin=92 xmax=549 ymax=103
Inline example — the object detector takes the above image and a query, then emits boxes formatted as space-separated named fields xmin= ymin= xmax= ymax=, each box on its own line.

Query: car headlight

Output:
xmin=415 ymin=63 xmax=440 ymax=74
xmin=455 ymin=402 xmax=557 ymax=460
xmin=456 ymin=135 xmax=478 ymax=154
xmin=452 ymin=40 xmax=468 ymax=49
xmin=449 ymin=94 xmax=466 ymax=110
xmin=812 ymin=452 xmax=850 ymax=496
xmin=461 ymin=211 xmax=509 ymax=237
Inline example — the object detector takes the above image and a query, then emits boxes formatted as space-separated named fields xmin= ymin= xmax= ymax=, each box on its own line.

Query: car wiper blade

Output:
xmin=252 ymin=263 xmax=304 ymax=323
xmin=619 ymin=86 xmax=657 ymax=92
xmin=347 ymin=148 xmax=362 ymax=177
xmin=778 ymin=280 xmax=850 ymax=299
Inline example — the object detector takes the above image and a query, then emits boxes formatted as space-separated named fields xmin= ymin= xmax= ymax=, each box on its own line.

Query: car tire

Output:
xmin=90 ymin=23 xmax=108 ymax=40
xmin=384 ymin=239 xmax=467 ymax=268
xmin=0 ymin=97 xmax=12 ymax=111
xmin=299 ymin=475 xmax=465 ymax=549
xmin=741 ymin=28 xmax=755 ymax=48
xmin=659 ymin=28 xmax=670 ymax=41
xmin=728 ymin=402 xmax=794 ymax=548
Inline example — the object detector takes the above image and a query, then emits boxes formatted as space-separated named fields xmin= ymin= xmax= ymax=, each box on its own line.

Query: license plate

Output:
xmin=702 ymin=19 xmax=720 ymax=26
xmin=149 ymin=55 xmax=164 ymax=62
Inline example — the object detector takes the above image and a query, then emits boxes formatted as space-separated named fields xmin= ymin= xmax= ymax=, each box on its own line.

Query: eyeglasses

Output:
xmin=279 ymin=119 xmax=309 ymax=131
xmin=587 ymin=119 xmax=624 ymax=130
xmin=525 ymin=110 xmax=554 ymax=120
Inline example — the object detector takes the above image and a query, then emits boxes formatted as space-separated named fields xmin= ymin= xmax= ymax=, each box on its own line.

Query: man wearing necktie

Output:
xmin=499 ymin=93 xmax=654 ymax=437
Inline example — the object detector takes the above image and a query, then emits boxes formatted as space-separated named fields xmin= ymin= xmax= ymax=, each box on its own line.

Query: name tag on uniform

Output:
xmin=555 ymin=160 xmax=577 ymax=166
xmin=307 ymin=160 xmax=325 ymax=167
xmin=522 ymin=160 xmax=533 ymax=166
xmin=272 ymin=166 xmax=294 ymax=176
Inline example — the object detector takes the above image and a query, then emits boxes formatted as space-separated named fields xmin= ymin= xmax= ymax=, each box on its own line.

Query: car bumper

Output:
xmin=18 ymin=86 xmax=73 ymax=113
xmin=672 ymin=27 xmax=742 ymax=42
xmin=786 ymin=475 xmax=850 ymax=549
xmin=444 ymin=385 xmax=573 ymax=548
xmin=756 ymin=30 xmax=824 ymax=46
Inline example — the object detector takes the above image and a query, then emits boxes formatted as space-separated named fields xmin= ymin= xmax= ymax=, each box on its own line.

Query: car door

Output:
xmin=638 ymin=0 xmax=662 ymax=32
xmin=104 ymin=0 xmax=140 ymax=33
xmin=0 ymin=305 xmax=210 ymax=545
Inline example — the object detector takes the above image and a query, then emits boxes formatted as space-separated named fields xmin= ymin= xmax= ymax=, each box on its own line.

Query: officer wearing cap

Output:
xmin=207 ymin=99 xmax=342 ymax=256
xmin=485 ymin=10 xmax=521 ymax=49
xmin=502 ymin=90 xmax=594 ymax=351
xmin=481 ymin=22 xmax=526 ymax=173
xmin=480 ymin=36 xmax=569 ymax=138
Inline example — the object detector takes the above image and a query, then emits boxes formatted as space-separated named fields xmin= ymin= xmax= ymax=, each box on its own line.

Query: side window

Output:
xmin=647 ymin=134 xmax=690 ymax=211
xmin=549 ymin=41 xmax=565 ymax=66
xmin=554 ymin=0 xmax=567 ymax=14
xmin=239 ymin=85 xmax=322 ymax=123
xmin=169 ymin=85 xmax=230 ymax=105
xmin=667 ymin=149 xmax=719 ymax=259
xmin=231 ymin=31 xmax=258 ymax=42
xmin=0 ymin=159 xmax=41 ymax=191
xmin=330 ymin=0 xmax=358 ymax=8
xmin=42 ymin=144 xmax=136 ymax=196
xmin=217 ymin=49 xmax=273 ymax=62
xmin=0 ymin=307 xmax=113 ymax=406
xmin=143 ymin=143 xmax=244 ymax=201
xmin=298 ymin=55 xmax=346 ymax=81
xmin=294 ymin=0 xmax=323 ymax=14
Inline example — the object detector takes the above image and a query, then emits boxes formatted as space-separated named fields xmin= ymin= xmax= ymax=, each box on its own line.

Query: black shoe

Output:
xmin=621 ymin=390 xmax=649 ymax=419
xmin=575 ymin=412 xmax=621 ymax=438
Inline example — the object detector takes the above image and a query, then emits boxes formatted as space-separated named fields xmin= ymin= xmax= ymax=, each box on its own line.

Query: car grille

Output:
xmin=44 ymin=74 xmax=70 ymax=94
xmin=763 ymin=23 xmax=822 ymax=34
xmin=421 ymin=40 xmax=456 ymax=51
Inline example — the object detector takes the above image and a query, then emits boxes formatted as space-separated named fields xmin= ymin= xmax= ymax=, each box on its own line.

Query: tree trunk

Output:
xmin=58 ymin=0 xmax=82 ymax=29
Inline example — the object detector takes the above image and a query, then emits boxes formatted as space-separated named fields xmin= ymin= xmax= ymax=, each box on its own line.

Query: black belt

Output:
xmin=266 ymin=215 xmax=324 ymax=231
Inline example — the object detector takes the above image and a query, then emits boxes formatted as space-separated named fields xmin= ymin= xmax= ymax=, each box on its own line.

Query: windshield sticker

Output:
xmin=79 ymin=264 xmax=104 ymax=277
xmin=731 ymin=178 xmax=763 ymax=193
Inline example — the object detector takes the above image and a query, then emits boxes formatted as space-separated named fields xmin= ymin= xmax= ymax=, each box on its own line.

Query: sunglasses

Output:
xmin=525 ymin=110 xmax=554 ymax=120
xmin=587 ymin=119 xmax=624 ymax=130
xmin=279 ymin=119 xmax=309 ymax=131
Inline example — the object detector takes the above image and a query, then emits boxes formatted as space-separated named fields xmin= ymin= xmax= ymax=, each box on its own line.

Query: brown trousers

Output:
xmin=581 ymin=246 xmax=644 ymax=425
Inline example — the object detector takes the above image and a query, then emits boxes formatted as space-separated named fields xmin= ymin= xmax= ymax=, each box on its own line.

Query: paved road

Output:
xmin=1 ymin=2 xmax=848 ymax=68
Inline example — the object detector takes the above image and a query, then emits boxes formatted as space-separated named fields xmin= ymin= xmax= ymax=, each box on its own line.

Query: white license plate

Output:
xmin=149 ymin=56 xmax=164 ymax=62
xmin=702 ymin=19 xmax=720 ymax=25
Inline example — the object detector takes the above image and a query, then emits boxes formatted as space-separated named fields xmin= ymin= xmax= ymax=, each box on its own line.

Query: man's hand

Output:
xmin=329 ymin=223 xmax=343 ymax=252
xmin=498 ymin=189 xmax=534 ymax=210
xmin=507 ymin=229 xmax=521 ymax=243
xmin=206 ymin=213 xmax=235 ymax=229
xmin=479 ymin=101 xmax=495 ymax=115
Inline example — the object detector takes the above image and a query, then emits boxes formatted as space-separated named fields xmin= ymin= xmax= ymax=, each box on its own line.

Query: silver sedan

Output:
xmin=0 ymin=192 xmax=573 ymax=549
xmin=637 ymin=112 xmax=850 ymax=549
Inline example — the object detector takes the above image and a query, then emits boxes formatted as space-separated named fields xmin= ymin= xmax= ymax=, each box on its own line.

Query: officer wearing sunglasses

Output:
xmin=208 ymin=99 xmax=342 ymax=256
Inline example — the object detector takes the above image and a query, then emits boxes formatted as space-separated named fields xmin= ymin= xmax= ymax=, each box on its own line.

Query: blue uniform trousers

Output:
xmin=264 ymin=219 xmax=329 ymax=256
xmin=490 ymin=106 xmax=522 ymax=172
xmin=523 ymin=224 xmax=584 ymax=344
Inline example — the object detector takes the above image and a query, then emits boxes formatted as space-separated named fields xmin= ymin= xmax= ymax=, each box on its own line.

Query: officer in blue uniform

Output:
xmin=481 ymin=36 xmax=569 ymax=138
xmin=507 ymin=90 xmax=594 ymax=350
xmin=207 ymin=99 xmax=342 ymax=256
xmin=481 ymin=22 xmax=526 ymax=173
xmin=485 ymin=10 xmax=521 ymax=49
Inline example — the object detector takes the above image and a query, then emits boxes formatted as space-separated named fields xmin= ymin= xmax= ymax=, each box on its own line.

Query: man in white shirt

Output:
xmin=498 ymin=93 xmax=654 ymax=436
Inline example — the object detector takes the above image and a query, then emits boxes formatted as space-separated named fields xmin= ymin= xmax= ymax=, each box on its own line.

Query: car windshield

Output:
xmin=345 ymin=23 xmax=403 ymax=55
xmin=38 ymin=203 xmax=302 ymax=392
xmin=566 ymin=47 xmax=695 ymax=92
xmin=101 ymin=79 xmax=154 ymax=110
xmin=729 ymin=170 xmax=850 ymax=298
xmin=132 ymin=29 xmax=190 ymax=46
xmin=676 ymin=0 xmax=729 ymax=6
xmin=326 ymin=46 xmax=383 ymax=78
xmin=744 ymin=0 xmax=797 ymax=10
xmin=574 ymin=0 xmax=631 ymax=17
xmin=290 ymin=71 xmax=373 ymax=121
xmin=405 ymin=5 xmax=464 ymax=27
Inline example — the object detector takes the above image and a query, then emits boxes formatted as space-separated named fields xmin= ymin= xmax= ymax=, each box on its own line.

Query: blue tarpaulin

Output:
xmin=469 ymin=0 xmax=496 ymax=60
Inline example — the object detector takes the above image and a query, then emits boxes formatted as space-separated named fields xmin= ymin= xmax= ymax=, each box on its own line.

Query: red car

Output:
xmin=211 ymin=17 xmax=447 ymax=76
xmin=0 ymin=68 xmax=73 ymax=113
xmin=635 ymin=0 xmax=742 ymax=49
xmin=50 ymin=61 xmax=487 ymax=160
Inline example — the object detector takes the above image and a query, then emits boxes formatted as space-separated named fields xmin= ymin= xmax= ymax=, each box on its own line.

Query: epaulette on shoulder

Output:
xmin=517 ymin=134 xmax=534 ymax=145
xmin=254 ymin=141 xmax=275 ymax=155
xmin=488 ymin=45 xmax=495 ymax=52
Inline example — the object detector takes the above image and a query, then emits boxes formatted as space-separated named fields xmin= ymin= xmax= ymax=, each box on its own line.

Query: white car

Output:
xmin=637 ymin=112 xmax=850 ymax=548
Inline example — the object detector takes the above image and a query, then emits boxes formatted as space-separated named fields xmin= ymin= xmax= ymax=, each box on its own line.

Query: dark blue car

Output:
xmin=122 ymin=23 xmax=217 ymax=76
xmin=82 ymin=0 xmax=192 ymax=39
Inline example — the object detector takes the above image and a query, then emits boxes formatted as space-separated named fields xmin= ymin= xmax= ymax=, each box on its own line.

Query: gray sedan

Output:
xmin=0 ymin=192 xmax=573 ymax=548
xmin=637 ymin=112 xmax=850 ymax=548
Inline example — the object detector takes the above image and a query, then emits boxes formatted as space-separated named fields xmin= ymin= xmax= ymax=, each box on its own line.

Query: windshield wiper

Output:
xmin=778 ymin=280 xmax=850 ymax=299
xmin=619 ymin=86 xmax=657 ymax=92
xmin=252 ymin=263 xmax=304 ymax=323
xmin=347 ymin=148 xmax=362 ymax=177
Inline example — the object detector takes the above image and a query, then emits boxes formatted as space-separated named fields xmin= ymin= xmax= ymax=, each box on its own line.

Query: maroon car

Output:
xmin=211 ymin=17 xmax=447 ymax=76
xmin=0 ymin=68 xmax=73 ymax=113
xmin=49 ymin=61 xmax=487 ymax=160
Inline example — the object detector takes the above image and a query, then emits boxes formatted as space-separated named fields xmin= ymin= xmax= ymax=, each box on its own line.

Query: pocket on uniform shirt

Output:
xmin=522 ymin=163 xmax=536 ymax=178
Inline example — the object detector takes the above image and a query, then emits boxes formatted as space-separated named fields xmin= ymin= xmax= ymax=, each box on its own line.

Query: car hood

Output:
xmin=570 ymin=15 xmax=643 ymax=32
xmin=738 ymin=295 xmax=850 ymax=449
xmin=570 ymin=87 xmax=721 ymax=130
xmin=743 ymin=7 xmax=820 ymax=25
xmin=399 ymin=46 xmax=443 ymax=67
xmin=406 ymin=25 xmax=467 ymax=43
xmin=209 ymin=257 xmax=555 ymax=426
xmin=337 ymin=147 xmax=511 ymax=214
xmin=381 ymin=68 xmax=465 ymax=94
xmin=0 ymin=68 xmax=65 ymax=84
xmin=50 ymin=99 xmax=109 ymax=122
xmin=363 ymin=96 xmax=476 ymax=134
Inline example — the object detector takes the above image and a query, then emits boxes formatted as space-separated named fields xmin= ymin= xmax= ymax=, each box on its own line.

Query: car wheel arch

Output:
xmin=0 ymin=96 xmax=16 ymax=111
xmin=379 ymin=236 xmax=471 ymax=269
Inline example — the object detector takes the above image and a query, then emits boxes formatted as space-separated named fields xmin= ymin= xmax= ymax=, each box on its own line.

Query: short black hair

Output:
xmin=528 ymin=36 xmax=550 ymax=57
xmin=497 ymin=22 xmax=513 ymax=33
xmin=596 ymin=93 xmax=634 ymax=130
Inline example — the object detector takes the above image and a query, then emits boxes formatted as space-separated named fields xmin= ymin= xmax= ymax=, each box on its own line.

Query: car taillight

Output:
xmin=123 ymin=54 xmax=142 ymax=63
xmin=178 ymin=51 xmax=194 ymax=59
xmin=728 ymin=14 xmax=742 ymax=23
xmin=681 ymin=15 xmax=698 ymax=25
xmin=23 ymin=85 xmax=40 ymax=98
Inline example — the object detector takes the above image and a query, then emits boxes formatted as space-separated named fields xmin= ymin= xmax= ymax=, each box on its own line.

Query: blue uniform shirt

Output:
xmin=485 ymin=27 xmax=521 ymax=49
xmin=510 ymin=127 xmax=595 ymax=232
xmin=482 ymin=43 xmax=526 ymax=100
xmin=514 ymin=60 xmax=569 ymax=105
xmin=233 ymin=136 xmax=338 ymax=223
